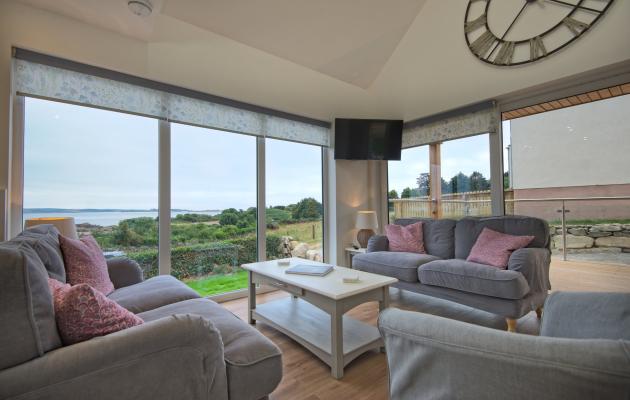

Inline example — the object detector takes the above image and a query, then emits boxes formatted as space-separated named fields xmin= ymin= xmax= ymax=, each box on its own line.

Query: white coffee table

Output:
xmin=242 ymin=258 xmax=397 ymax=379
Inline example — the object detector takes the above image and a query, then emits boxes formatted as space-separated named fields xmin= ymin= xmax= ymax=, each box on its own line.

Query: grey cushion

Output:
xmin=11 ymin=224 xmax=66 ymax=282
xmin=107 ymin=257 xmax=144 ymax=289
xmin=541 ymin=292 xmax=630 ymax=340
xmin=139 ymin=298 xmax=282 ymax=400
xmin=367 ymin=234 xmax=389 ymax=252
xmin=418 ymin=259 xmax=530 ymax=300
xmin=0 ymin=242 xmax=62 ymax=370
xmin=353 ymin=251 xmax=440 ymax=282
xmin=454 ymin=216 xmax=549 ymax=259
xmin=395 ymin=218 xmax=456 ymax=259
xmin=108 ymin=275 xmax=200 ymax=314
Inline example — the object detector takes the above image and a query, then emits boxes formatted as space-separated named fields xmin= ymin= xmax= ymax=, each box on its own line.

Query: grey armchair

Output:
xmin=378 ymin=291 xmax=630 ymax=400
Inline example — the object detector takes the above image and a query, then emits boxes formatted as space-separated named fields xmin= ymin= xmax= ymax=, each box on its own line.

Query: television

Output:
xmin=334 ymin=118 xmax=403 ymax=160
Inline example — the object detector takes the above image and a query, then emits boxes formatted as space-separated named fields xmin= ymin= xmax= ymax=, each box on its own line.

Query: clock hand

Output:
xmin=487 ymin=1 xmax=529 ymax=59
xmin=545 ymin=0 xmax=603 ymax=13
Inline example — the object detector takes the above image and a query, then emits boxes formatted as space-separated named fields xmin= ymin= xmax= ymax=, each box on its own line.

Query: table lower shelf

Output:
xmin=253 ymin=297 xmax=382 ymax=368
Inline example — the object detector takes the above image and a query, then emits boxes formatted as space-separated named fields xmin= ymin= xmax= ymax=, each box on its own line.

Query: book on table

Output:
xmin=285 ymin=264 xmax=334 ymax=277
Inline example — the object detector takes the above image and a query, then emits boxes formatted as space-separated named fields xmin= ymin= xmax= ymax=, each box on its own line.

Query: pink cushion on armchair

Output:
xmin=467 ymin=227 xmax=534 ymax=269
xmin=385 ymin=222 xmax=425 ymax=253
xmin=59 ymin=234 xmax=115 ymax=295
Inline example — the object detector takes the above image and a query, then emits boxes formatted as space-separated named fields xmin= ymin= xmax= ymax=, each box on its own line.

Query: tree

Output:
xmin=219 ymin=212 xmax=239 ymax=226
xmin=449 ymin=172 xmax=470 ymax=193
xmin=292 ymin=197 xmax=322 ymax=220
xmin=469 ymin=171 xmax=490 ymax=191
xmin=401 ymin=187 xmax=412 ymax=199
xmin=416 ymin=173 xmax=430 ymax=197
xmin=503 ymin=171 xmax=510 ymax=189
xmin=388 ymin=189 xmax=399 ymax=199
xmin=441 ymin=177 xmax=451 ymax=194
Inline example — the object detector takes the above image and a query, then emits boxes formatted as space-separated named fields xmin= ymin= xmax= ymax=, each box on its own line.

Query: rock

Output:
xmin=623 ymin=248 xmax=630 ymax=253
xmin=587 ymin=231 xmax=612 ymax=238
xmin=568 ymin=228 xmax=587 ymax=236
xmin=591 ymin=224 xmax=622 ymax=232
xmin=622 ymin=225 xmax=630 ymax=231
xmin=306 ymin=249 xmax=318 ymax=261
xmin=552 ymin=234 xmax=594 ymax=250
xmin=289 ymin=240 xmax=299 ymax=250
xmin=595 ymin=236 xmax=630 ymax=249
xmin=564 ymin=247 xmax=622 ymax=254
xmin=292 ymin=243 xmax=309 ymax=258
xmin=555 ymin=228 xmax=565 ymax=235
xmin=613 ymin=231 xmax=630 ymax=237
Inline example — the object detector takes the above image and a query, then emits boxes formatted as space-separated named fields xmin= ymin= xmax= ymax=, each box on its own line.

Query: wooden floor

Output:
xmin=220 ymin=260 xmax=630 ymax=400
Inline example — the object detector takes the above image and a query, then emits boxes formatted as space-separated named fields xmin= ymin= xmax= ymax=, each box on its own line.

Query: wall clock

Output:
xmin=464 ymin=0 xmax=615 ymax=66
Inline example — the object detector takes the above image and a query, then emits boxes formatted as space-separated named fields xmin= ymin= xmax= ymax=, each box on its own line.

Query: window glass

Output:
xmin=387 ymin=146 xmax=430 ymax=220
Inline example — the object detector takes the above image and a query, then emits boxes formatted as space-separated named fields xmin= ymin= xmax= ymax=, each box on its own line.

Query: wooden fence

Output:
xmin=390 ymin=190 xmax=514 ymax=219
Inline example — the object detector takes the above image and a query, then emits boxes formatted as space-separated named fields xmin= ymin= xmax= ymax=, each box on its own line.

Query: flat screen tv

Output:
xmin=334 ymin=118 xmax=403 ymax=160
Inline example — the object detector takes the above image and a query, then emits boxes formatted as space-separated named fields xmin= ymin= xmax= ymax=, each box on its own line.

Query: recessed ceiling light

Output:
xmin=128 ymin=0 xmax=153 ymax=17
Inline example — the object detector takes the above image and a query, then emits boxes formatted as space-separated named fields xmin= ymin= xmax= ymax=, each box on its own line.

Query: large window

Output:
xmin=23 ymin=97 xmax=159 ymax=272
xmin=388 ymin=146 xmax=430 ymax=221
xmin=171 ymin=124 xmax=257 ymax=296
xmin=266 ymin=139 xmax=323 ymax=261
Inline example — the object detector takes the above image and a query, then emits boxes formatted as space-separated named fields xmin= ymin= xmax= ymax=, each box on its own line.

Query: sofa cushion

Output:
xmin=138 ymin=298 xmax=282 ymax=400
xmin=0 ymin=243 xmax=62 ymax=370
xmin=396 ymin=218 xmax=456 ymax=259
xmin=418 ymin=259 xmax=530 ymax=300
xmin=107 ymin=275 xmax=200 ymax=314
xmin=386 ymin=222 xmax=425 ymax=253
xmin=11 ymin=224 xmax=66 ymax=282
xmin=59 ymin=234 xmax=115 ymax=295
xmin=467 ymin=227 xmax=534 ymax=269
xmin=353 ymin=251 xmax=440 ymax=282
xmin=455 ymin=216 xmax=549 ymax=259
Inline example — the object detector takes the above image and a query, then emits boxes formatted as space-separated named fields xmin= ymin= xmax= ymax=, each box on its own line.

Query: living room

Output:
xmin=1 ymin=1 xmax=629 ymax=399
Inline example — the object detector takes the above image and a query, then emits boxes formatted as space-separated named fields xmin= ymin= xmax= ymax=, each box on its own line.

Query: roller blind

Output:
xmin=402 ymin=101 xmax=498 ymax=148
xmin=13 ymin=53 xmax=330 ymax=147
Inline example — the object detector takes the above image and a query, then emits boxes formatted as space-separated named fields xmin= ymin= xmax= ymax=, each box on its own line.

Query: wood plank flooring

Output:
xmin=220 ymin=260 xmax=630 ymax=400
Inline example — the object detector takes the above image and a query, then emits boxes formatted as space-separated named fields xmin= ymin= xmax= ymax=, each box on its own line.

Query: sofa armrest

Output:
xmin=367 ymin=234 xmax=389 ymax=252
xmin=507 ymin=247 xmax=551 ymax=295
xmin=0 ymin=315 xmax=228 ymax=400
xmin=378 ymin=308 xmax=630 ymax=400
xmin=107 ymin=257 xmax=144 ymax=288
xmin=540 ymin=291 xmax=630 ymax=340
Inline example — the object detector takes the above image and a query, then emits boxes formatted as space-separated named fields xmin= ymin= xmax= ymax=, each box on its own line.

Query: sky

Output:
xmin=24 ymin=98 xmax=322 ymax=210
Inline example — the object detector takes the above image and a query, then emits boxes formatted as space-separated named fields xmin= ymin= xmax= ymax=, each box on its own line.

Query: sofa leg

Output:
xmin=506 ymin=318 xmax=517 ymax=333
xmin=535 ymin=307 xmax=543 ymax=319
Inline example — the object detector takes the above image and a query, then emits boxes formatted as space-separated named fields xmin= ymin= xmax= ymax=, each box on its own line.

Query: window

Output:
xmin=23 ymin=97 xmax=159 ymax=274
xmin=387 ymin=146 xmax=430 ymax=220
xmin=171 ymin=123 xmax=257 ymax=296
xmin=265 ymin=138 xmax=323 ymax=261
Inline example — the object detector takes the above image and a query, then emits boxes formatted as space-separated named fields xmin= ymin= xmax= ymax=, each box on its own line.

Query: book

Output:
xmin=285 ymin=264 xmax=334 ymax=277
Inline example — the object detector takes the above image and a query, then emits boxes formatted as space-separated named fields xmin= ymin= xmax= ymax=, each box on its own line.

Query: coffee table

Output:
xmin=242 ymin=258 xmax=397 ymax=379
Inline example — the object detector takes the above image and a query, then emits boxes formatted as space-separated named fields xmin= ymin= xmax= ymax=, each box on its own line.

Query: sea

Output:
xmin=23 ymin=210 xmax=220 ymax=227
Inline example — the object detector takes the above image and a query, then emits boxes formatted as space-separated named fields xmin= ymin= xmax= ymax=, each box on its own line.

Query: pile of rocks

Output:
xmin=551 ymin=223 xmax=630 ymax=253
xmin=279 ymin=236 xmax=323 ymax=262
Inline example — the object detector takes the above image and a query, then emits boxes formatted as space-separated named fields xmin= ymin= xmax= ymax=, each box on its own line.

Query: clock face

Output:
xmin=464 ymin=0 xmax=615 ymax=66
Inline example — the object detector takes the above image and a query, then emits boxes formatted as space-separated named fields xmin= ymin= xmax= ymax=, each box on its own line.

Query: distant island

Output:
xmin=24 ymin=208 xmax=221 ymax=213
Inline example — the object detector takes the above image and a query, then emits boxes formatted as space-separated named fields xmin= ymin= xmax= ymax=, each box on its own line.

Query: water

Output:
xmin=23 ymin=210 xmax=219 ymax=227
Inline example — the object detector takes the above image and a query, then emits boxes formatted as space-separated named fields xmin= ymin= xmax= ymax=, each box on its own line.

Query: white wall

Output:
xmin=510 ymin=94 xmax=630 ymax=189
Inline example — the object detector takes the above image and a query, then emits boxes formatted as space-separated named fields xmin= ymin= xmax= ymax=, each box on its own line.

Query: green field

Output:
xmin=184 ymin=270 xmax=249 ymax=297
xmin=271 ymin=220 xmax=323 ymax=246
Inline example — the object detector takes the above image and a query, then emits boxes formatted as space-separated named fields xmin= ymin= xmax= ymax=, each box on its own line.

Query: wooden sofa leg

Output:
xmin=506 ymin=318 xmax=517 ymax=333
xmin=535 ymin=307 xmax=543 ymax=319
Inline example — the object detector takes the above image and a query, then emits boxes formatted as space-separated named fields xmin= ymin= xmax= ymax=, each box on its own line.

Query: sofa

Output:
xmin=352 ymin=216 xmax=551 ymax=330
xmin=378 ymin=291 xmax=630 ymax=400
xmin=0 ymin=225 xmax=282 ymax=400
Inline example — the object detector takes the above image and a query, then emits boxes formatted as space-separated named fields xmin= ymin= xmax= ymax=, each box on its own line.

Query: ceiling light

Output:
xmin=128 ymin=0 xmax=153 ymax=17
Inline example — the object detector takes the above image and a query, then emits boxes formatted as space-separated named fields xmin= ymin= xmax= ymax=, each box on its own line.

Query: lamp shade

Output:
xmin=355 ymin=211 xmax=378 ymax=230
xmin=25 ymin=217 xmax=79 ymax=239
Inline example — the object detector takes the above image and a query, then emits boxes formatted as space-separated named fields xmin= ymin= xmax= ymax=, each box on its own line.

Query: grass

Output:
xmin=271 ymin=220 xmax=323 ymax=246
xmin=184 ymin=270 xmax=249 ymax=297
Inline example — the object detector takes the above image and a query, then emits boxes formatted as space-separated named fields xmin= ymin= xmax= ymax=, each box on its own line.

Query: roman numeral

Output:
xmin=529 ymin=36 xmax=547 ymax=61
xmin=494 ymin=41 xmax=515 ymax=65
xmin=563 ymin=17 xmax=590 ymax=35
xmin=469 ymin=30 xmax=498 ymax=58
xmin=465 ymin=14 xmax=487 ymax=34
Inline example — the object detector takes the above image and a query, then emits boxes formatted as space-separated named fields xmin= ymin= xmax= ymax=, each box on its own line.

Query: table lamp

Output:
xmin=356 ymin=211 xmax=378 ymax=248
xmin=24 ymin=217 xmax=79 ymax=239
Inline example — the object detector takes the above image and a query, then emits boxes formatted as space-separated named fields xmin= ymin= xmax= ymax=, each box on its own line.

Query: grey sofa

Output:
xmin=352 ymin=216 xmax=551 ymax=330
xmin=0 ymin=225 xmax=282 ymax=400
xmin=378 ymin=291 xmax=630 ymax=400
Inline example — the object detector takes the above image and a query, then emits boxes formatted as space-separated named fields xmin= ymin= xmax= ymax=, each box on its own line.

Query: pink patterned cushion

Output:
xmin=385 ymin=222 xmax=425 ymax=253
xmin=467 ymin=227 xmax=535 ymax=269
xmin=47 ymin=279 xmax=143 ymax=345
xmin=59 ymin=234 xmax=114 ymax=295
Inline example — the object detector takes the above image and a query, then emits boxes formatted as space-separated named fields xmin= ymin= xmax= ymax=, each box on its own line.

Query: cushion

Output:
xmin=396 ymin=218 xmax=456 ymax=259
xmin=0 ymin=243 xmax=62 ymax=370
xmin=467 ymin=228 xmax=534 ymax=269
xmin=11 ymin=224 xmax=66 ymax=282
xmin=50 ymin=281 xmax=143 ymax=345
xmin=386 ymin=222 xmax=425 ymax=253
xmin=59 ymin=234 xmax=115 ymax=295
xmin=139 ymin=298 xmax=282 ymax=400
xmin=455 ymin=216 xmax=549 ymax=259
xmin=108 ymin=275 xmax=200 ymax=314
xmin=418 ymin=259 xmax=530 ymax=300
xmin=352 ymin=251 xmax=440 ymax=282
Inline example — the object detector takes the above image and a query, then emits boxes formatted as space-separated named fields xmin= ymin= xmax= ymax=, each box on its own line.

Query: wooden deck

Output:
xmin=220 ymin=260 xmax=630 ymax=400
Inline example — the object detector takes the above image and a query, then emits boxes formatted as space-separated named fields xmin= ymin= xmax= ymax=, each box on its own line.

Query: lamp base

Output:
xmin=357 ymin=229 xmax=375 ymax=248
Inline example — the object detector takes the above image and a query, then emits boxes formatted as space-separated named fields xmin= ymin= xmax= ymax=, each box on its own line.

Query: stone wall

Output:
xmin=551 ymin=223 xmax=630 ymax=253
